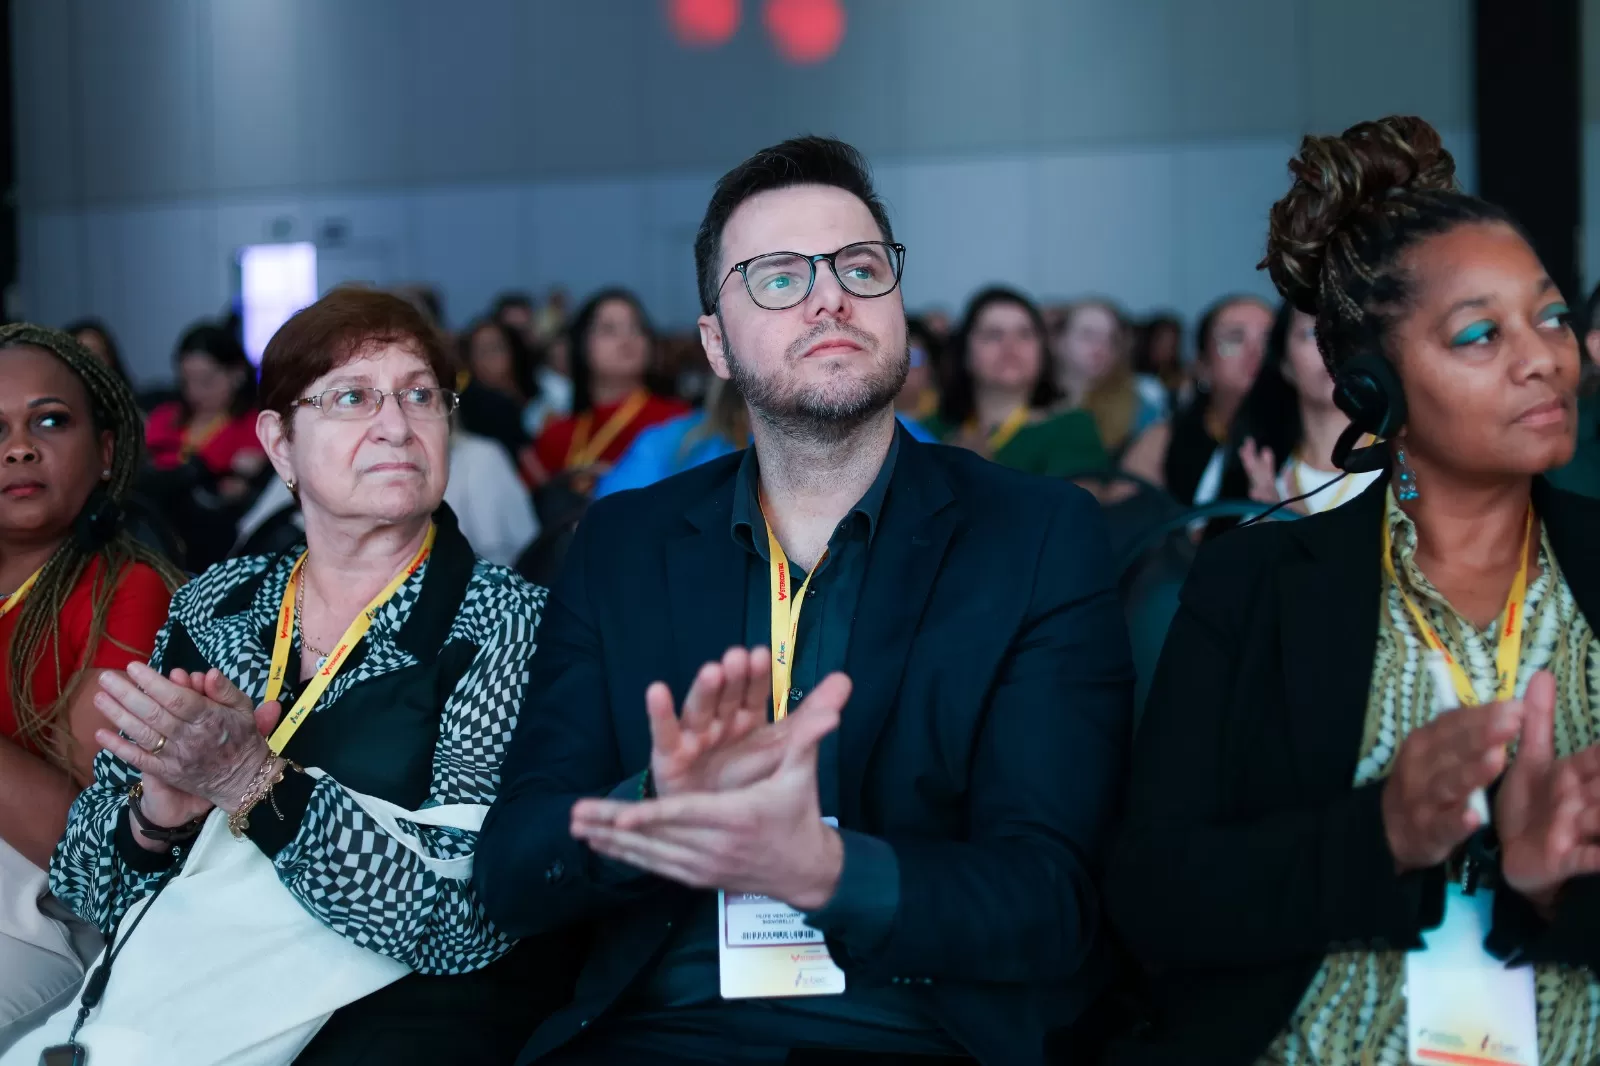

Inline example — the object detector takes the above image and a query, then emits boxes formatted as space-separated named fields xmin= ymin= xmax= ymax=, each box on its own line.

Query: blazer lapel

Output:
xmin=665 ymin=470 xmax=748 ymax=700
xmin=1277 ymin=475 xmax=1388 ymax=795
xmin=1535 ymin=477 xmax=1600 ymax=623
xmin=838 ymin=436 xmax=958 ymax=826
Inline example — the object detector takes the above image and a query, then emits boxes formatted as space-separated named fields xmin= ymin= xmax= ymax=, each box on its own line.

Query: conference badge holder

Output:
xmin=1405 ymin=882 xmax=1537 ymax=1066
xmin=717 ymin=818 xmax=846 ymax=999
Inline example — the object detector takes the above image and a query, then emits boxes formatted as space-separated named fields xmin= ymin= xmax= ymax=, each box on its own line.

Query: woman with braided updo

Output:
xmin=0 ymin=325 xmax=180 ymax=1046
xmin=1106 ymin=115 xmax=1600 ymax=1064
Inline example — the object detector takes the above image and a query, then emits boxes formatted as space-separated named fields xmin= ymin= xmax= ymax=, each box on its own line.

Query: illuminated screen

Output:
xmin=238 ymin=242 xmax=317 ymax=365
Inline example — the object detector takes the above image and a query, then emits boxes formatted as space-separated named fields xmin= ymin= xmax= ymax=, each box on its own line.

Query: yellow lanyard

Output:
xmin=263 ymin=525 xmax=437 ymax=754
xmin=0 ymin=568 xmax=42 ymax=620
xmin=1380 ymin=507 xmax=1533 ymax=706
xmin=180 ymin=415 xmax=227 ymax=461
xmin=964 ymin=406 xmax=1030 ymax=455
xmin=565 ymin=389 xmax=649 ymax=469
xmin=765 ymin=518 xmax=827 ymax=722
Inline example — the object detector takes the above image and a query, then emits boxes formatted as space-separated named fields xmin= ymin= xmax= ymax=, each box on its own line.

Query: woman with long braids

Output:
xmin=0 ymin=325 xmax=180 ymax=1047
xmin=1108 ymin=115 xmax=1600 ymax=1064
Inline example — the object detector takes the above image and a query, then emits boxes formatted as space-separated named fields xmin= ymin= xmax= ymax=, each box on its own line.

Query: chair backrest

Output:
xmin=122 ymin=494 xmax=188 ymax=571
xmin=1117 ymin=500 xmax=1298 ymax=727
xmin=515 ymin=515 xmax=583 ymax=589
xmin=1076 ymin=470 xmax=1184 ymax=562
xmin=231 ymin=502 xmax=305 ymax=560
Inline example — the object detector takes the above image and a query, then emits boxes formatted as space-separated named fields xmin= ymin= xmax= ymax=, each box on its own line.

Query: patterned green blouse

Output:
xmin=1259 ymin=489 xmax=1600 ymax=1066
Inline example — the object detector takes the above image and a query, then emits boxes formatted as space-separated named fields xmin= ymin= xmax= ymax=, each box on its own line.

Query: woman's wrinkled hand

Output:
xmin=94 ymin=661 xmax=282 ymax=813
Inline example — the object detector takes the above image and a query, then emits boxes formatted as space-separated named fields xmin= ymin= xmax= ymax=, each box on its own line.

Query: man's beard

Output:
xmin=724 ymin=322 xmax=909 ymax=443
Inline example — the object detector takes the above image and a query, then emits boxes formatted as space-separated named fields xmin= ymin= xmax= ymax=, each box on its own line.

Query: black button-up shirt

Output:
xmin=729 ymin=430 xmax=897 ymax=818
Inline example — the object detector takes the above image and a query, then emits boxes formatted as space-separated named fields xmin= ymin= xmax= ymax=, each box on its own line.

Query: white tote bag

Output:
xmin=2 ymin=772 xmax=486 ymax=1066
xmin=0 ymin=838 xmax=100 ymax=1053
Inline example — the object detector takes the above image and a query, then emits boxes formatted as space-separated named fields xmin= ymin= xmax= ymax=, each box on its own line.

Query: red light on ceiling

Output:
xmin=764 ymin=0 xmax=845 ymax=65
xmin=668 ymin=0 xmax=741 ymax=47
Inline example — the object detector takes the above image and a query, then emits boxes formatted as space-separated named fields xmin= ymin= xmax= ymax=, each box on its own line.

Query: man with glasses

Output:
xmin=477 ymin=136 xmax=1133 ymax=1066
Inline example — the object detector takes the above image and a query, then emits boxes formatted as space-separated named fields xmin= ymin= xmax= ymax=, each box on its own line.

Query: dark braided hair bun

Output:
xmin=1263 ymin=116 xmax=1458 ymax=315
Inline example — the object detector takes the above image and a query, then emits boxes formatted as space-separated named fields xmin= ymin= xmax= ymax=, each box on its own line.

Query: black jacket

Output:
xmin=476 ymin=432 xmax=1135 ymax=1066
xmin=1103 ymin=476 xmax=1600 ymax=1065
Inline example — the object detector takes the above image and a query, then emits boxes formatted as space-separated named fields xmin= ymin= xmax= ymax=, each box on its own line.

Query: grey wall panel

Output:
xmin=72 ymin=0 xmax=212 ymax=203
xmin=209 ymin=1 xmax=304 ymax=193
xmin=1303 ymin=0 xmax=1470 ymax=135
xmin=295 ymin=0 xmax=418 ymax=189
xmin=17 ymin=0 xmax=1482 ymax=208
xmin=409 ymin=0 xmax=535 ymax=184
xmin=525 ymin=0 xmax=650 ymax=175
xmin=898 ymin=0 xmax=1031 ymax=154
xmin=1025 ymin=0 xmax=1177 ymax=147
xmin=1171 ymin=0 xmax=1303 ymax=140
xmin=13 ymin=0 xmax=82 ymax=210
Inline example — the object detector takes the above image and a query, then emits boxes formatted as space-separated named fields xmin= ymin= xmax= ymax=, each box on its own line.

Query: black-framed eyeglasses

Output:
xmin=290 ymin=386 xmax=459 ymax=421
xmin=720 ymin=241 xmax=906 ymax=311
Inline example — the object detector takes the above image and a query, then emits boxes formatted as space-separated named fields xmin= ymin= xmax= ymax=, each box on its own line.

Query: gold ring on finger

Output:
xmin=147 ymin=734 xmax=167 ymax=756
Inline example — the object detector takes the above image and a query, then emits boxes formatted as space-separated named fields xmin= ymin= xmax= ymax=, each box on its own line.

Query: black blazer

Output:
xmin=1103 ymin=475 xmax=1600 ymax=1065
xmin=476 ymin=431 xmax=1135 ymax=1066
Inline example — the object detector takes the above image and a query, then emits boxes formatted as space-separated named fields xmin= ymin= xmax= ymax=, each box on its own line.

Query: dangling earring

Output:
xmin=285 ymin=477 xmax=298 ymax=496
xmin=1395 ymin=442 xmax=1420 ymax=502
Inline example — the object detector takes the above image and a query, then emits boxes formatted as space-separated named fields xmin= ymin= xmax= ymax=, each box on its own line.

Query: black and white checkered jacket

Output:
xmin=50 ymin=505 xmax=545 ymax=976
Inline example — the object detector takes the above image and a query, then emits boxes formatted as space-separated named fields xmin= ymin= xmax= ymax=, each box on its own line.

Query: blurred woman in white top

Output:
xmin=1229 ymin=302 xmax=1382 ymax=514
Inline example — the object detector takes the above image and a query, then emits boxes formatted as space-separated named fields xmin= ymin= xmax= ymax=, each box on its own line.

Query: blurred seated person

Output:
xmin=0 ymin=325 xmax=180 ymax=1048
xmin=62 ymin=319 xmax=130 ymax=387
xmin=894 ymin=316 xmax=942 ymax=422
xmin=531 ymin=288 xmax=689 ymax=489
xmin=1053 ymin=299 xmax=1168 ymax=458
xmin=145 ymin=322 xmax=265 ymax=490
xmin=492 ymin=287 xmax=572 ymax=408
xmin=8 ymin=287 xmax=564 ymax=1065
xmin=141 ymin=323 xmax=270 ymax=569
xmin=1546 ymin=279 xmax=1600 ymax=498
xmin=464 ymin=318 xmax=567 ymax=439
xmin=1134 ymin=312 xmax=1186 ymax=401
xmin=534 ymin=287 xmax=570 ymax=349
xmin=1106 ymin=115 xmax=1600 ymax=1066
xmin=1226 ymin=302 xmax=1381 ymax=515
xmin=923 ymin=286 xmax=1108 ymax=478
xmin=1120 ymin=294 xmax=1273 ymax=503
xmin=596 ymin=378 xmax=937 ymax=500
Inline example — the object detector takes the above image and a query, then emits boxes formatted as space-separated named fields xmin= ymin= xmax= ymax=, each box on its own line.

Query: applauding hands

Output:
xmin=571 ymin=645 xmax=850 ymax=911
xmin=1496 ymin=672 xmax=1600 ymax=911
xmin=1380 ymin=668 xmax=1600 ymax=914
xmin=1381 ymin=694 xmax=1522 ymax=873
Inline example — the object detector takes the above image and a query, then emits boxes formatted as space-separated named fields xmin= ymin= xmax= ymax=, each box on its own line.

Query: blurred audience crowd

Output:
xmin=4 ymin=114 xmax=1600 ymax=1066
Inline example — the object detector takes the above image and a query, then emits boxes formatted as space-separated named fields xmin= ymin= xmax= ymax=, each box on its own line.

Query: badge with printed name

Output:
xmin=716 ymin=818 xmax=846 ymax=999
xmin=1406 ymin=885 xmax=1538 ymax=1066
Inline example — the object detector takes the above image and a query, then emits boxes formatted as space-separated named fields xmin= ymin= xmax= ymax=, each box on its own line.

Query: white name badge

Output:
xmin=1406 ymin=885 xmax=1538 ymax=1066
xmin=716 ymin=818 xmax=847 ymax=1000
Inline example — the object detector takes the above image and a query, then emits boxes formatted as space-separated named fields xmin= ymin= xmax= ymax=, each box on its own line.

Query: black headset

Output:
xmin=1330 ymin=351 xmax=1404 ymax=473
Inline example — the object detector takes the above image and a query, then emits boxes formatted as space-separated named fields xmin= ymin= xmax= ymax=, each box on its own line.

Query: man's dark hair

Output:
xmin=694 ymin=135 xmax=895 ymax=316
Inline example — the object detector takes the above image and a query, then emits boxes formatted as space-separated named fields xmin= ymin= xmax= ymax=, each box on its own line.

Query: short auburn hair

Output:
xmin=259 ymin=286 xmax=455 ymax=432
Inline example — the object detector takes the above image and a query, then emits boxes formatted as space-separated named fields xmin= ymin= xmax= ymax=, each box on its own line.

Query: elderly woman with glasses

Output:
xmin=9 ymin=288 xmax=564 ymax=1066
